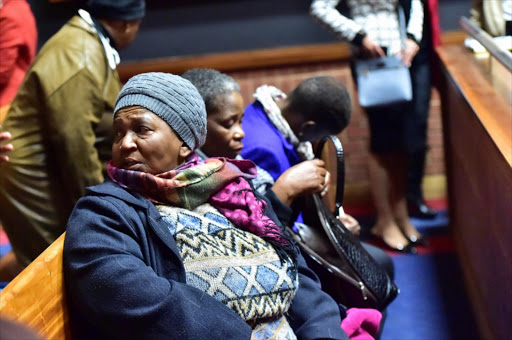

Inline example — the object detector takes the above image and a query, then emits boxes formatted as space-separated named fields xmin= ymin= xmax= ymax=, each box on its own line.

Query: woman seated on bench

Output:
xmin=63 ymin=72 xmax=348 ymax=340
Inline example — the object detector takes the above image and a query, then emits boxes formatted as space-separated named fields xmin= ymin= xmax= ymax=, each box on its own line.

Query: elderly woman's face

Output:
xmin=112 ymin=106 xmax=191 ymax=174
xmin=202 ymin=91 xmax=245 ymax=159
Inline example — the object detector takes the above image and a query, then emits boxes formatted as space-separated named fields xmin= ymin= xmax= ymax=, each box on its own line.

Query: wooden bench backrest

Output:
xmin=0 ymin=233 xmax=71 ymax=339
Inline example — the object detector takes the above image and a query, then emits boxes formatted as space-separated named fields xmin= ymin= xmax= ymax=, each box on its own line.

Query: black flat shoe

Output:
xmin=407 ymin=234 xmax=429 ymax=247
xmin=370 ymin=234 xmax=417 ymax=254
xmin=392 ymin=242 xmax=417 ymax=254
xmin=408 ymin=199 xmax=437 ymax=219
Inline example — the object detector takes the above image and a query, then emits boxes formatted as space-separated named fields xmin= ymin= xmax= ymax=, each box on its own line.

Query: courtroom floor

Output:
xmin=352 ymin=200 xmax=480 ymax=340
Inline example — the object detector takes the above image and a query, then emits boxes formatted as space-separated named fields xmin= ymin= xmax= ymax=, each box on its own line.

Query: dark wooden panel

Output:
xmin=437 ymin=44 xmax=512 ymax=340
xmin=117 ymin=42 xmax=352 ymax=82
xmin=117 ymin=31 xmax=467 ymax=82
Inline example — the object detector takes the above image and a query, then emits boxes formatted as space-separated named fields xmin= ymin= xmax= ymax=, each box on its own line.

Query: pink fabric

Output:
xmin=210 ymin=177 xmax=288 ymax=244
xmin=341 ymin=308 xmax=382 ymax=340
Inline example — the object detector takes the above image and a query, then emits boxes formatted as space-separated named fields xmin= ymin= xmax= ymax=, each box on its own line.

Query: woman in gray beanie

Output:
xmin=63 ymin=72 xmax=347 ymax=340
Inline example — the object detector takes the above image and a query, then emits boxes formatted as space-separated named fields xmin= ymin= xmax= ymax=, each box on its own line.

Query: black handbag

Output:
xmin=288 ymin=135 xmax=399 ymax=310
xmin=353 ymin=6 xmax=412 ymax=108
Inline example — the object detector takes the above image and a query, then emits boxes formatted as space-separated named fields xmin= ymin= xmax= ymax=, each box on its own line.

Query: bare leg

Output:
xmin=0 ymin=251 xmax=23 ymax=281
xmin=388 ymin=153 xmax=422 ymax=240
xmin=368 ymin=152 xmax=410 ymax=250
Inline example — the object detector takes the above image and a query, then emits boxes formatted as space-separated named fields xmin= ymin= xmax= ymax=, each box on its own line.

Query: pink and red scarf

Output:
xmin=107 ymin=155 xmax=297 ymax=259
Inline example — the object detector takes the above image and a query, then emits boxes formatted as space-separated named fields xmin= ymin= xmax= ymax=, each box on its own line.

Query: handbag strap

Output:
xmin=314 ymin=135 xmax=345 ymax=217
xmin=398 ymin=6 xmax=407 ymax=52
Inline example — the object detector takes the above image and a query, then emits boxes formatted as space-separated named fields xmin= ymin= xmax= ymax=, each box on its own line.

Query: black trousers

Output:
xmin=406 ymin=26 xmax=433 ymax=202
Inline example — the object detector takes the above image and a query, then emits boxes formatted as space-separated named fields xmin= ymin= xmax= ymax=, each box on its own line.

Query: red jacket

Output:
xmin=0 ymin=0 xmax=37 ymax=107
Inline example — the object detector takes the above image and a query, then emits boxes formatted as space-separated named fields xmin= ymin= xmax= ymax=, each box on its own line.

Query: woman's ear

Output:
xmin=124 ymin=20 xmax=137 ymax=34
xmin=179 ymin=144 xmax=192 ymax=158
xmin=298 ymin=120 xmax=317 ymax=141
xmin=123 ymin=22 xmax=131 ymax=33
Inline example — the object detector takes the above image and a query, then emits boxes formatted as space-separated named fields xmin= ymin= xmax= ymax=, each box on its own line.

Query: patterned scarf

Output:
xmin=107 ymin=155 xmax=297 ymax=259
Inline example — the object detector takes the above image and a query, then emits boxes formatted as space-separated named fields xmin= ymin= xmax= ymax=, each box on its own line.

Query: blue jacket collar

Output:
xmin=86 ymin=180 xmax=161 ymax=220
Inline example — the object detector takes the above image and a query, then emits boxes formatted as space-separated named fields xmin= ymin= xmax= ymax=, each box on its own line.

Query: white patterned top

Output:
xmin=310 ymin=0 xmax=424 ymax=55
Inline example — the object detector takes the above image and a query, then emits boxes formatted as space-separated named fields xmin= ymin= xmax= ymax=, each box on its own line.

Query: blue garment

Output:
xmin=241 ymin=101 xmax=301 ymax=181
xmin=63 ymin=180 xmax=348 ymax=340
xmin=242 ymin=100 xmax=307 ymax=225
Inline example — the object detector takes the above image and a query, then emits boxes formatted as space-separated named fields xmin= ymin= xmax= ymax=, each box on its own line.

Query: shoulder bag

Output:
xmin=353 ymin=6 xmax=412 ymax=108
xmin=288 ymin=135 xmax=399 ymax=310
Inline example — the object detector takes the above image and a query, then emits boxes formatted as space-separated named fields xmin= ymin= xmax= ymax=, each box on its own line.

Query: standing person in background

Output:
xmin=0 ymin=0 xmax=37 ymax=123
xmin=310 ymin=0 xmax=425 ymax=252
xmin=0 ymin=0 xmax=145 ymax=280
xmin=471 ymin=0 xmax=512 ymax=37
xmin=401 ymin=0 xmax=442 ymax=219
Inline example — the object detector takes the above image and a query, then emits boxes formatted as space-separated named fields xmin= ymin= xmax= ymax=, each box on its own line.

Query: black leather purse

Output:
xmin=288 ymin=135 xmax=399 ymax=310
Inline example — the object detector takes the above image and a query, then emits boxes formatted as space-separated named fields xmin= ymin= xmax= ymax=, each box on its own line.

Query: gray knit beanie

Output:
xmin=114 ymin=72 xmax=207 ymax=150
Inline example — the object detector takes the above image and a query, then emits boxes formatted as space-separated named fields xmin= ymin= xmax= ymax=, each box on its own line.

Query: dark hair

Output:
xmin=181 ymin=68 xmax=240 ymax=115
xmin=287 ymin=76 xmax=351 ymax=135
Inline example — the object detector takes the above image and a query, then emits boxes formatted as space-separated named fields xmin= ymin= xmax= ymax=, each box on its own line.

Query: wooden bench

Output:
xmin=0 ymin=233 xmax=71 ymax=339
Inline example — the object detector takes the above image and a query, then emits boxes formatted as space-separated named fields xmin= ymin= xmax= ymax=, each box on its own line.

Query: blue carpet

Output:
xmin=356 ymin=209 xmax=480 ymax=340
xmin=410 ymin=211 xmax=450 ymax=234
xmin=381 ymin=254 xmax=478 ymax=340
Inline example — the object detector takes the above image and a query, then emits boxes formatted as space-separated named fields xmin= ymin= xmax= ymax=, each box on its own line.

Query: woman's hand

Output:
xmin=272 ymin=159 xmax=329 ymax=206
xmin=360 ymin=36 xmax=386 ymax=59
xmin=397 ymin=38 xmax=420 ymax=67
xmin=0 ymin=125 xmax=13 ymax=163
xmin=338 ymin=213 xmax=361 ymax=236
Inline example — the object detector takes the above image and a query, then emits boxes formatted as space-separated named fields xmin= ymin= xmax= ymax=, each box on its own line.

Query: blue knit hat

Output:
xmin=114 ymin=72 xmax=207 ymax=151
xmin=85 ymin=0 xmax=145 ymax=21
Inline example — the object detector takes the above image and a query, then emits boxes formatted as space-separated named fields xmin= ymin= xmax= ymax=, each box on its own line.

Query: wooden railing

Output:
xmin=459 ymin=16 xmax=512 ymax=71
